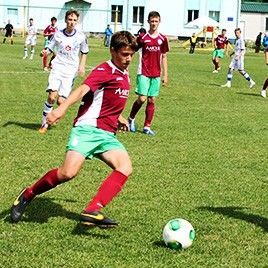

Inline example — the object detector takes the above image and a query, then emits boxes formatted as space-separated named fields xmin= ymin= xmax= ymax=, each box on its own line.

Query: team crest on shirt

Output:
xmin=65 ymin=45 xmax=71 ymax=51
xmin=158 ymin=39 xmax=163 ymax=45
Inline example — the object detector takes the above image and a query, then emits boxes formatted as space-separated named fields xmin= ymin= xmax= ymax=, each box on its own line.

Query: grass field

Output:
xmin=0 ymin=36 xmax=267 ymax=268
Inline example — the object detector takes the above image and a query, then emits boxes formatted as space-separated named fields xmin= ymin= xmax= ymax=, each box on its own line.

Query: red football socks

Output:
xmin=144 ymin=101 xmax=155 ymax=127
xmin=24 ymin=168 xmax=61 ymax=200
xmin=84 ymin=170 xmax=128 ymax=212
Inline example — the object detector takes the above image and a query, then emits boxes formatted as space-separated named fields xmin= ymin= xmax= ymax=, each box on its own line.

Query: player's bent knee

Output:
xmin=117 ymin=162 xmax=133 ymax=177
xmin=147 ymin=97 xmax=155 ymax=104
xmin=58 ymin=169 xmax=78 ymax=181
xmin=138 ymin=96 xmax=147 ymax=104
xmin=48 ymin=96 xmax=57 ymax=104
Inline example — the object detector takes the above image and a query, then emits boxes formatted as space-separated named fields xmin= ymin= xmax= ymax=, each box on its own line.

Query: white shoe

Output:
xmin=249 ymin=80 xmax=256 ymax=89
xmin=212 ymin=70 xmax=218 ymax=73
xmin=29 ymin=56 xmax=33 ymax=60
xmin=221 ymin=82 xmax=231 ymax=88
xmin=23 ymin=56 xmax=27 ymax=59
xmin=260 ymin=89 xmax=266 ymax=98
xmin=217 ymin=67 xmax=221 ymax=71
xmin=43 ymin=67 xmax=49 ymax=72
xmin=128 ymin=117 xmax=136 ymax=132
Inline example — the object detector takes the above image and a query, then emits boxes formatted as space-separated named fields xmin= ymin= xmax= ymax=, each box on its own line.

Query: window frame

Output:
xmin=133 ymin=6 xmax=144 ymax=24
xmin=209 ymin=10 xmax=220 ymax=22
xmin=111 ymin=5 xmax=123 ymax=23
xmin=187 ymin=9 xmax=199 ymax=23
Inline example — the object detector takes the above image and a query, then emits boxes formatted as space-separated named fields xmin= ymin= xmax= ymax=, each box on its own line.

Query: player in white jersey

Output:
xmin=39 ymin=9 xmax=89 ymax=134
xmin=221 ymin=28 xmax=255 ymax=89
xmin=23 ymin=18 xmax=37 ymax=60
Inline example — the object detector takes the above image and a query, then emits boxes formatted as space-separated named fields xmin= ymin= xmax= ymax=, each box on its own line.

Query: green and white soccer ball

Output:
xmin=163 ymin=218 xmax=196 ymax=250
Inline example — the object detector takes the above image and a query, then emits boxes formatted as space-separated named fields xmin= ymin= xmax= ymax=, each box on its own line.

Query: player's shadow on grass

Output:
xmin=236 ymin=92 xmax=260 ymax=97
xmin=1 ymin=197 xmax=111 ymax=238
xmin=1 ymin=197 xmax=79 ymax=224
xmin=2 ymin=121 xmax=40 ymax=130
xmin=72 ymin=223 xmax=111 ymax=239
xmin=199 ymin=206 xmax=268 ymax=233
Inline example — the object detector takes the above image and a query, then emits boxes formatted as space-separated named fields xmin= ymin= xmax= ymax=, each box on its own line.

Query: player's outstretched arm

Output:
xmin=47 ymin=84 xmax=90 ymax=125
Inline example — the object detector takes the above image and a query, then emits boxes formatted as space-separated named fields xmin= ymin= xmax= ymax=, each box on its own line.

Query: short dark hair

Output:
xmin=222 ymin=29 xmax=226 ymax=32
xmin=65 ymin=9 xmax=79 ymax=21
xmin=51 ymin=17 xmax=57 ymax=22
xmin=235 ymin=28 xmax=241 ymax=33
xmin=148 ymin=11 xmax=161 ymax=21
xmin=110 ymin=31 xmax=138 ymax=52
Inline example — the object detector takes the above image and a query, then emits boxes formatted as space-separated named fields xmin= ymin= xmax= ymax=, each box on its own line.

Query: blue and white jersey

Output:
xmin=229 ymin=37 xmax=245 ymax=70
xmin=234 ymin=38 xmax=245 ymax=56
xmin=27 ymin=24 xmax=37 ymax=37
xmin=47 ymin=28 xmax=89 ymax=75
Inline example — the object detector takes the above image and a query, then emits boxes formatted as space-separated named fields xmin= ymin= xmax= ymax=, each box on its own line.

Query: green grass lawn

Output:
xmin=0 ymin=36 xmax=267 ymax=268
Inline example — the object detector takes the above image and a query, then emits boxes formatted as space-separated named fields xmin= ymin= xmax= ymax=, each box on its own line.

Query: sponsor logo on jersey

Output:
xmin=145 ymin=46 xmax=160 ymax=52
xmin=115 ymin=88 xmax=129 ymax=98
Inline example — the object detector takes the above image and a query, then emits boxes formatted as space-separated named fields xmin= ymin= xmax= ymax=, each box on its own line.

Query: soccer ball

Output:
xmin=163 ymin=218 xmax=195 ymax=250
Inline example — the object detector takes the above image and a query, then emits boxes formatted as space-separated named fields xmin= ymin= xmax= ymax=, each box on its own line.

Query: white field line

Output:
xmin=0 ymin=66 xmax=94 ymax=74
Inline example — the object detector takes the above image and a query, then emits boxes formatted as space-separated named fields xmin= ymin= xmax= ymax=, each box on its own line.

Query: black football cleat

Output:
xmin=10 ymin=189 xmax=31 ymax=223
xmin=80 ymin=211 xmax=118 ymax=229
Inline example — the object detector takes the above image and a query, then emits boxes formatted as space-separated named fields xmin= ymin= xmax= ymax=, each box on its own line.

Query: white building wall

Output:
xmin=241 ymin=13 xmax=267 ymax=41
xmin=0 ymin=0 xmax=240 ymax=39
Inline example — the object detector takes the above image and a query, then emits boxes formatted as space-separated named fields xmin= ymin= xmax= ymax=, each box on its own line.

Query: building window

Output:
xmin=133 ymin=6 xmax=144 ymax=24
xmin=209 ymin=11 xmax=220 ymax=22
xmin=111 ymin=5 xmax=123 ymax=23
xmin=7 ymin=8 xmax=18 ymax=16
xmin=187 ymin=10 xmax=199 ymax=23
xmin=266 ymin=18 xmax=268 ymax=31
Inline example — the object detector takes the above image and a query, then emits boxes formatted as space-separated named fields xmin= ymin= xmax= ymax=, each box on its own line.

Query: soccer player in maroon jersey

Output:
xmin=11 ymin=31 xmax=138 ymax=228
xmin=128 ymin=11 xmax=169 ymax=135
xmin=42 ymin=17 xmax=58 ymax=71
xmin=212 ymin=29 xmax=228 ymax=73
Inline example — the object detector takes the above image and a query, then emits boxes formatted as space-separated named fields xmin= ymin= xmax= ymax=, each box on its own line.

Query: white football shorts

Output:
xmin=229 ymin=56 xmax=244 ymax=71
xmin=25 ymin=35 xmax=37 ymax=46
xmin=47 ymin=69 xmax=75 ymax=98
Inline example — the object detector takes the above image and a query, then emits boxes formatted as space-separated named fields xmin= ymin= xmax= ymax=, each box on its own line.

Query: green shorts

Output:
xmin=66 ymin=125 xmax=126 ymax=159
xmin=135 ymin=75 xmax=161 ymax=97
xmin=212 ymin=49 xmax=225 ymax=59
xmin=44 ymin=37 xmax=49 ymax=48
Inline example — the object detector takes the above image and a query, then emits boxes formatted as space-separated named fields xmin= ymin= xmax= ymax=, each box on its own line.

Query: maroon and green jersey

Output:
xmin=215 ymin=34 xmax=228 ymax=49
xmin=74 ymin=60 xmax=131 ymax=133
xmin=137 ymin=32 xmax=169 ymax=78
